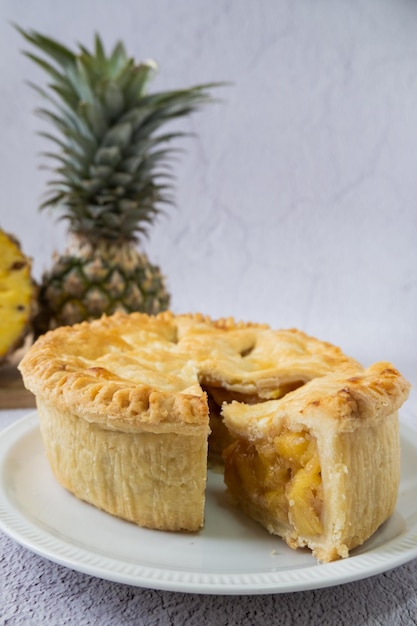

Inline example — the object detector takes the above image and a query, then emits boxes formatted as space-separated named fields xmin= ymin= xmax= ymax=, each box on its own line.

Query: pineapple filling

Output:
xmin=202 ymin=375 xmax=323 ymax=536
xmin=223 ymin=429 xmax=323 ymax=537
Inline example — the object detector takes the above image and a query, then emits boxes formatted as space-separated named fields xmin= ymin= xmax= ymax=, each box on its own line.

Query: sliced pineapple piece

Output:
xmin=0 ymin=229 xmax=36 ymax=361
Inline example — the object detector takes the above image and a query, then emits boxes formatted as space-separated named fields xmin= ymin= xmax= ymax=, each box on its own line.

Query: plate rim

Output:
xmin=1 ymin=411 xmax=417 ymax=595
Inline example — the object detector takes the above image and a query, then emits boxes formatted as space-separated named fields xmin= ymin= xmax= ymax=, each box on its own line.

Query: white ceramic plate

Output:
xmin=0 ymin=412 xmax=417 ymax=595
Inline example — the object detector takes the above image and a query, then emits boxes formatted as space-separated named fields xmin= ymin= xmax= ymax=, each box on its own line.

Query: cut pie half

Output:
xmin=222 ymin=362 xmax=409 ymax=562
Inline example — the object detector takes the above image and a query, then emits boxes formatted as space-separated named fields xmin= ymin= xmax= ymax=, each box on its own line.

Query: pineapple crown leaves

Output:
xmin=16 ymin=25 xmax=222 ymax=242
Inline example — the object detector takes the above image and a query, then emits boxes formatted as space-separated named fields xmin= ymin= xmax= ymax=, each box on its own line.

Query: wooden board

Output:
xmin=0 ymin=357 xmax=36 ymax=410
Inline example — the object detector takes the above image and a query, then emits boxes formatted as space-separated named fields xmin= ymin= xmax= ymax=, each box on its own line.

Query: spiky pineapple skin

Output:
xmin=35 ymin=235 xmax=169 ymax=331
xmin=0 ymin=229 xmax=38 ymax=360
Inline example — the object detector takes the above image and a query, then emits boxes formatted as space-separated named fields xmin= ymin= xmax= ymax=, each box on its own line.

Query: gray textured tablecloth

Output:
xmin=1 ymin=409 xmax=417 ymax=626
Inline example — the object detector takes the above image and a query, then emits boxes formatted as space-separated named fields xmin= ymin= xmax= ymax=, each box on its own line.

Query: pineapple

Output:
xmin=0 ymin=229 xmax=37 ymax=361
xmin=18 ymin=27 xmax=217 ymax=331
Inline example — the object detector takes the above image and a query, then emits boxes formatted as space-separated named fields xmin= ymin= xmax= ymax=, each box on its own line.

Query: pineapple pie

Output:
xmin=19 ymin=311 xmax=410 ymax=563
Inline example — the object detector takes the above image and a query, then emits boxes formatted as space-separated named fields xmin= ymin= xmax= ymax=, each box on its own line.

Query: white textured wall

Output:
xmin=1 ymin=0 xmax=416 ymax=404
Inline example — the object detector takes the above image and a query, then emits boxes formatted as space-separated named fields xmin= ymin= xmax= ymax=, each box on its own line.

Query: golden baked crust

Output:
xmin=18 ymin=311 xmax=410 ymax=555
xmin=176 ymin=317 xmax=362 ymax=398
xmin=222 ymin=362 xmax=410 ymax=562
xmin=19 ymin=311 xmax=361 ymax=431
xmin=19 ymin=311 xmax=207 ymax=433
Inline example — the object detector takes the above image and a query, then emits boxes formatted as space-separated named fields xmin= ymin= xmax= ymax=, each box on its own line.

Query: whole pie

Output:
xmin=18 ymin=311 xmax=410 ymax=562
